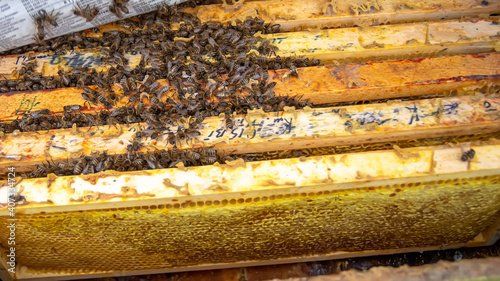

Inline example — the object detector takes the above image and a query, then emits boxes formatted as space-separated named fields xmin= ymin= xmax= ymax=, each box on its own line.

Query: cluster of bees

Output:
xmin=0 ymin=56 xmax=313 ymax=93
xmin=23 ymin=147 xmax=220 ymax=179
xmin=0 ymin=1 xmax=318 ymax=179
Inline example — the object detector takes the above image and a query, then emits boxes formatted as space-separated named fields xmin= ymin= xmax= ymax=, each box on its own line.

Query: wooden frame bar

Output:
xmin=183 ymin=0 xmax=500 ymax=31
xmin=1 ymin=93 xmax=499 ymax=174
xmin=2 ymin=140 xmax=499 ymax=208
xmin=78 ymin=0 xmax=500 ymax=35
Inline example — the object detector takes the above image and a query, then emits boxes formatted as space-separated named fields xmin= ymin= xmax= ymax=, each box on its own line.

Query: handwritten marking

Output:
xmin=52 ymin=146 xmax=67 ymax=151
xmin=271 ymin=37 xmax=288 ymax=44
xmin=15 ymin=95 xmax=40 ymax=115
xmin=443 ymin=103 xmax=459 ymax=115
xmin=404 ymin=103 xmax=437 ymax=125
xmin=484 ymin=101 xmax=497 ymax=112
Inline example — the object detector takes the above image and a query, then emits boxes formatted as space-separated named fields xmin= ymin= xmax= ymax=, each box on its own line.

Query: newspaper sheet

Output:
xmin=0 ymin=0 xmax=188 ymax=52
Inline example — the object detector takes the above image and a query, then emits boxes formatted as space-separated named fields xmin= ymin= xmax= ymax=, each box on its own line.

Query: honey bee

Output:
xmin=103 ymin=153 xmax=114 ymax=170
xmin=461 ymin=149 xmax=475 ymax=161
xmin=109 ymin=0 xmax=130 ymax=18
xmin=33 ymin=9 xmax=61 ymax=42
xmin=146 ymin=154 xmax=157 ymax=169
xmin=9 ymin=194 xmax=27 ymax=204
xmin=89 ymin=151 xmax=101 ymax=167
xmin=225 ymin=115 xmax=234 ymax=130
xmin=170 ymin=145 xmax=180 ymax=159
xmin=73 ymin=3 xmax=100 ymax=22
xmin=128 ymin=140 xmax=141 ymax=152
xmin=203 ymin=148 xmax=217 ymax=158
xmin=160 ymin=149 xmax=171 ymax=162
xmin=133 ymin=156 xmax=145 ymax=167
xmin=73 ymin=158 xmax=87 ymax=174
xmin=154 ymin=85 xmax=170 ymax=99
xmin=202 ymin=156 xmax=217 ymax=165
xmin=30 ymin=109 xmax=50 ymax=119
xmin=58 ymin=70 xmax=71 ymax=86
xmin=265 ymin=23 xmax=281 ymax=34
xmin=63 ymin=105 xmax=82 ymax=113
xmin=33 ymin=17 xmax=45 ymax=42
xmin=289 ymin=64 xmax=298 ymax=76
xmin=167 ymin=132 xmax=178 ymax=146
xmin=43 ymin=9 xmax=61 ymax=27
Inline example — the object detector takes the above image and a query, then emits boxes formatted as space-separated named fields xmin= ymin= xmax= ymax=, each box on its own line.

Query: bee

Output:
xmin=36 ymin=164 xmax=47 ymax=176
xmin=289 ymin=64 xmax=298 ymax=76
xmin=18 ymin=60 xmax=38 ymax=76
xmin=185 ymin=128 xmax=201 ymax=140
xmin=63 ymin=105 xmax=82 ymax=113
xmin=73 ymin=158 xmax=87 ymax=174
xmin=30 ymin=109 xmax=50 ymax=119
xmin=154 ymin=86 xmax=170 ymax=99
xmin=265 ymin=23 xmax=281 ymax=34
xmin=146 ymin=154 xmax=157 ymax=169
xmin=136 ymin=101 xmax=146 ymax=114
xmin=59 ymin=70 xmax=71 ymax=86
xmin=109 ymin=0 xmax=129 ymax=18
xmin=147 ymin=81 xmax=160 ymax=92
xmin=176 ymin=126 xmax=189 ymax=141
xmin=203 ymin=156 xmax=217 ymax=165
xmin=73 ymin=3 xmax=100 ymax=22
xmin=120 ymin=76 xmax=130 ymax=94
xmin=125 ymin=105 xmax=135 ymax=115
xmin=43 ymin=9 xmax=61 ymax=27
xmin=225 ymin=115 xmax=234 ymax=130
xmin=461 ymin=149 xmax=475 ymax=162
xmin=128 ymin=140 xmax=141 ymax=152
xmin=203 ymin=148 xmax=217 ymax=157
xmin=151 ymin=95 xmax=159 ymax=104
xmin=33 ymin=22 xmax=45 ymax=43
xmin=9 ymin=194 xmax=27 ymax=204
xmin=167 ymin=132 xmax=177 ymax=146
xmin=57 ymin=159 xmax=70 ymax=172
xmin=32 ymin=9 xmax=61 ymax=41
xmin=103 ymin=153 xmax=114 ymax=170
xmin=110 ymin=106 xmax=127 ymax=117
xmin=114 ymin=154 xmax=125 ymax=166
xmin=133 ymin=156 xmax=144 ymax=167
xmin=310 ymin=59 xmax=320 ymax=66
xmin=170 ymin=145 xmax=179 ymax=160
xmin=185 ymin=150 xmax=201 ymax=165
xmin=160 ymin=149 xmax=171 ymax=162
xmin=89 ymin=152 xmax=101 ymax=167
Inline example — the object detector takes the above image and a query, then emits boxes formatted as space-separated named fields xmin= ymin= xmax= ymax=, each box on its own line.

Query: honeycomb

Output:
xmin=1 ymin=175 xmax=499 ymax=274
xmin=240 ymin=131 xmax=500 ymax=161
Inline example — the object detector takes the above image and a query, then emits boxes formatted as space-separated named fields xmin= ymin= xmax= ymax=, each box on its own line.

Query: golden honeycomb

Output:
xmin=1 ymin=175 xmax=499 ymax=274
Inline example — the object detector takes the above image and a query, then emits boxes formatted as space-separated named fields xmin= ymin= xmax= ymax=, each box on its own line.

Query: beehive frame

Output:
xmin=1 ymin=142 xmax=500 ymax=280
xmin=1 ymin=0 xmax=500 ymax=280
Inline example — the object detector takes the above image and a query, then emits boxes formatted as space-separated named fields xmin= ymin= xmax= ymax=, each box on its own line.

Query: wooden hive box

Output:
xmin=1 ymin=0 xmax=500 ymax=280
